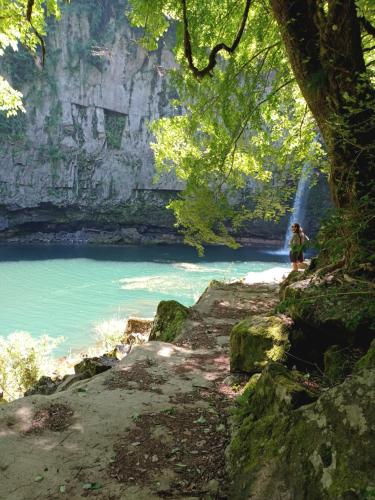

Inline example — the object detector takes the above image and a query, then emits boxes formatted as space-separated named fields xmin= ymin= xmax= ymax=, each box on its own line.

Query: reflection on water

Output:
xmin=0 ymin=244 xmax=289 ymax=355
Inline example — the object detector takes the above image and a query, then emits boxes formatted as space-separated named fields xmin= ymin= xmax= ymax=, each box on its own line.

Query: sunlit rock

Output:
xmin=230 ymin=315 xmax=289 ymax=373
xmin=149 ymin=300 xmax=189 ymax=343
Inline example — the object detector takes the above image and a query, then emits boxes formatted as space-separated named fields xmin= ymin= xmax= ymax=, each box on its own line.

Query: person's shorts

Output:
xmin=289 ymin=251 xmax=304 ymax=263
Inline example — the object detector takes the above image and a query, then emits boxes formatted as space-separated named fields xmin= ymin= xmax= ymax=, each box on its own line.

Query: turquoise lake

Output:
xmin=0 ymin=245 xmax=289 ymax=356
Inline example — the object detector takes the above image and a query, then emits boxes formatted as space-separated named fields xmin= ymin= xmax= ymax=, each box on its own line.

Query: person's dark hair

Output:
xmin=292 ymin=223 xmax=301 ymax=232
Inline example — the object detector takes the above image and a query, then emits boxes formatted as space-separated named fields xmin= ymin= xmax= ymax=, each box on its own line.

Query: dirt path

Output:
xmin=0 ymin=281 xmax=278 ymax=500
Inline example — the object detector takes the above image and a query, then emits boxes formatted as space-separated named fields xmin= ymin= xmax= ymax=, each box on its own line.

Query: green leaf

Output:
xmin=194 ymin=415 xmax=207 ymax=424
xmin=161 ymin=407 xmax=177 ymax=415
xmin=82 ymin=482 xmax=102 ymax=490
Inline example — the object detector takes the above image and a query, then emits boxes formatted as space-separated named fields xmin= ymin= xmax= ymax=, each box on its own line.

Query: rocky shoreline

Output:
xmin=0 ymin=226 xmax=283 ymax=247
xmin=0 ymin=279 xmax=279 ymax=499
xmin=0 ymin=273 xmax=374 ymax=499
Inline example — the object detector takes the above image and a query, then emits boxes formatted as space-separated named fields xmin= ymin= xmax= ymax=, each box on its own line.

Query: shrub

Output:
xmin=93 ymin=318 xmax=126 ymax=351
xmin=0 ymin=332 xmax=62 ymax=401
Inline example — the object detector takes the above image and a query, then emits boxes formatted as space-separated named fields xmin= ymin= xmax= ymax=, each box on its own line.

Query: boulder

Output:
xmin=73 ymin=356 xmax=114 ymax=378
xmin=228 ymin=366 xmax=375 ymax=500
xmin=24 ymin=375 xmax=61 ymax=397
xmin=120 ymin=228 xmax=142 ymax=244
xmin=280 ymin=273 xmax=375 ymax=364
xmin=125 ymin=317 xmax=153 ymax=335
xmin=149 ymin=300 xmax=189 ymax=343
xmin=230 ymin=315 xmax=289 ymax=373
xmin=234 ymin=364 xmax=317 ymax=421
xmin=279 ymin=270 xmax=305 ymax=301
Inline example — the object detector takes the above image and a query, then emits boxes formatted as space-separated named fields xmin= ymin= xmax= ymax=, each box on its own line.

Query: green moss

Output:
xmin=324 ymin=345 xmax=354 ymax=384
xmin=104 ymin=109 xmax=127 ymax=149
xmin=234 ymin=364 xmax=316 ymax=424
xmin=354 ymin=339 xmax=375 ymax=372
xmin=230 ymin=315 xmax=289 ymax=373
xmin=149 ymin=300 xmax=189 ymax=342
xmin=43 ymin=100 xmax=63 ymax=136
xmin=92 ymin=110 xmax=99 ymax=139
xmin=280 ymin=278 xmax=375 ymax=346
xmin=73 ymin=357 xmax=111 ymax=377
xmin=0 ymin=112 xmax=27 ymax=142
xmin=228 ymin=365 xmax=375 ymax=499
xmin=1 ymin=45 xmax=37 ymax=88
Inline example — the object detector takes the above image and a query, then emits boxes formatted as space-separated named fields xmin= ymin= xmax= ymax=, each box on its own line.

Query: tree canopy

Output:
xmin=0 ymin=0 xmax=60 ymax=116
xmin=128 ymin=0 xmax=375 ymax=258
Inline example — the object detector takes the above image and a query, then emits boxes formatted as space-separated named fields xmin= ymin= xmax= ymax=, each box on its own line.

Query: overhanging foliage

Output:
xmin=129 ymin=0 xmax=374 ymax=255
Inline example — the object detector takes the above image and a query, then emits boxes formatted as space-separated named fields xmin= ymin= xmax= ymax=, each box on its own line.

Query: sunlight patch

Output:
xmin=172 ymin=262 xmax=223 ymax=272
xmin=157 ymin=346 xmax=174 ymax=358
xmin=243 ymin=266 xmax=288 ymax=284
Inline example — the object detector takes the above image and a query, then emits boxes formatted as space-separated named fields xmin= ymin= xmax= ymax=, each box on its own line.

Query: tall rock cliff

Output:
xmin=0 ymin=0 xmax=185 ymax=244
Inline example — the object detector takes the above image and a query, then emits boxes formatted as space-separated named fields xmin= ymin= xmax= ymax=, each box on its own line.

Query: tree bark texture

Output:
xmin=270 ymin=0 xmax=375 ymax=217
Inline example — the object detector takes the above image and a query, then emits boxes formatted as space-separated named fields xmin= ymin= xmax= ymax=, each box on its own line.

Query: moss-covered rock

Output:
xmin=228 ymin=366 xmax=375 ymax=500
xmin=279 ymin=270 xmax=303 ymax=301
xmin=73 ymin=357 xmax=113 ymax=377
xmin=149 ymin=300 xmax=189 ymax=343
xmin=277 ymin=271 xmax=375 ymax=373
xmin=354 ymin=339 xmax=375 ymax=372
xmin=24 ymin=375 xmax=61 ymax=397
xmin=281 ymin=275 xmax=375 ymax=350
xmin=233 ymin=364 xmax=316 ymax=422
xmin=230 ymin=315 xmax=289 ymax=373
xmin=324 ymin=345 xmax=354 ymax=385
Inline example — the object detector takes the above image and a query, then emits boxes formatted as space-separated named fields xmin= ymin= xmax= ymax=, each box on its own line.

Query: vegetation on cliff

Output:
xmin=0 ymin=0 xmax=60 ymax=115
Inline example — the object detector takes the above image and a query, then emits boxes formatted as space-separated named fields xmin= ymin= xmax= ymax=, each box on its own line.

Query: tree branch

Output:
xmin=26 ymin=0 xmax=46 ymax=64
xmin=359 ymin=16 xmax=375 ymax=38
xmin=235 ymin=77 xmax=296 ymax=144
xmin=181 ymin=0 xmax=252 ymax=79
xmin=196 ymin=41 xmax=281 ymax=114
xmin=217 ymin=77 xmax=295 ymax=190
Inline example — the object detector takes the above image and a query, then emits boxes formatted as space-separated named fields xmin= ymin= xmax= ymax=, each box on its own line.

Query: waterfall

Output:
xmin=282 ymin=164 xmax=312 ymax=252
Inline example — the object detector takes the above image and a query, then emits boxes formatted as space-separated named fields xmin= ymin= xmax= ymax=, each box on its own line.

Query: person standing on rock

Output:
xmin=289 ymin=223 xmax=309 ymax=271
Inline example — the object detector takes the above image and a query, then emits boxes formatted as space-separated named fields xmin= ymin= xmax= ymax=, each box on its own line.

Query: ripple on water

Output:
xmin=0 ymin=245 xmax=289 ymax=355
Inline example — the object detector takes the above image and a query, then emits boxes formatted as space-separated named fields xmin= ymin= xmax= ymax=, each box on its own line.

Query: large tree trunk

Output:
xmin=270 ymin=0 xmax=375 ymax=216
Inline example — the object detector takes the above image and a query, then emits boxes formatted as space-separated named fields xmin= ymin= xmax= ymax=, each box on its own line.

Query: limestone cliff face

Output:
xmin=0 ymin=0 xmax=183 ymax=243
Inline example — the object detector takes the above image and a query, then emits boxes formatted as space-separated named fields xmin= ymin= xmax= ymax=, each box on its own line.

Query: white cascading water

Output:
xmin=282 ymin=164 xmax=312 ymax=253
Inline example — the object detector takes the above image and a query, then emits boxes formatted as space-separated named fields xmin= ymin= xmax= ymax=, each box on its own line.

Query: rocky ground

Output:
xmin=0 ymin=281 xmax=279 ymax=500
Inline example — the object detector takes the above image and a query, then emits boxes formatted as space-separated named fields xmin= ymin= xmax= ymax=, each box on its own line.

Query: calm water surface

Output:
xmin=0 ymin=245 xmax=289 ymax=355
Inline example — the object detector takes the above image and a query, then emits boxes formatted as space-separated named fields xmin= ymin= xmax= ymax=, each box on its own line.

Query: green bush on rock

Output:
xmin=0 ymin=332 xmax=62 ymax=401
xmin=230 ymin=315 xmax=289 ymax=373
xmin=149 ymin=300 xmax=189 ymax=343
